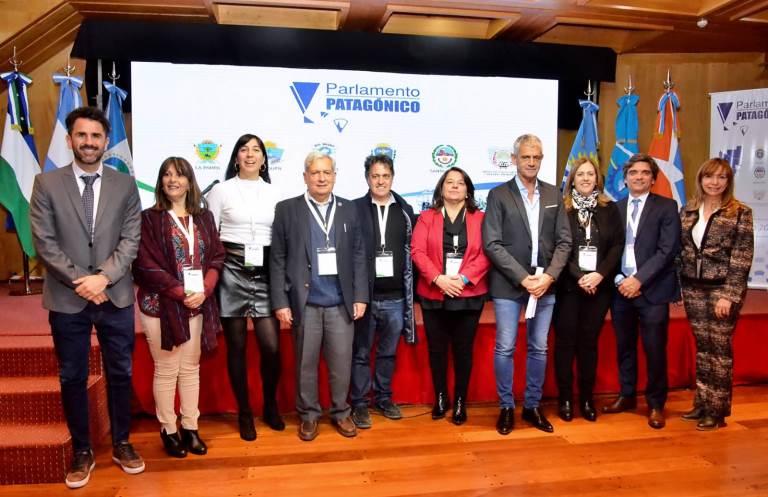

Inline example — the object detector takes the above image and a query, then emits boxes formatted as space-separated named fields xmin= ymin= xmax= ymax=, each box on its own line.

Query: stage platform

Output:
xmin=1 ymin=284 xmax=766 ymax=415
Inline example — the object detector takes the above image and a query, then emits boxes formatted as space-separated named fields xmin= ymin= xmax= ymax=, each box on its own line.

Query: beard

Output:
xmin=73 ymin=145 xmax=105 ymax=165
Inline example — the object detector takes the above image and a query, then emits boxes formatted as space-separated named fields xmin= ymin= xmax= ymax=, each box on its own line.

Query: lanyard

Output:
xmin=305 ymin=192 xmax=336 ymax=247
xmin=168 ymin=211 xmax=195 ymax=260
xmin=235 ymin=176 xmax=257 ymax=241
xmin=584 ymin=217 xmax=592 ymax=245
xmin=375 ymin=200 xmax=391 ymax=251
xmin=443 ymin=207 xmax=466 ymax=254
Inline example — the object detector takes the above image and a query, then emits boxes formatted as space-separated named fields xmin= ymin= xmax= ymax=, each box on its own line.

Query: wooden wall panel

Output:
xmin=0 ymin=43 xmax=85 ymax=279
xmin=0 ymin=0 xmax=63 ymax=42
xmin=596 ymin=52 xmax=768 ymax=199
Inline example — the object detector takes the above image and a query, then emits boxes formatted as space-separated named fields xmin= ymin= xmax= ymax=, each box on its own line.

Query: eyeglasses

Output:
xmin=518 ymin=155 xmax=543 ymax=162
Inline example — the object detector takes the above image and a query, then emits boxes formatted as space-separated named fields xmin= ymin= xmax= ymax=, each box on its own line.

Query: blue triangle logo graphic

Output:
xmin=290 ymin=82 xmax=320 ymax=115
xmin=334 ymin=118 xmax=349 ymax=133
xmin=717 ymin=102 xmax=733 ymax=125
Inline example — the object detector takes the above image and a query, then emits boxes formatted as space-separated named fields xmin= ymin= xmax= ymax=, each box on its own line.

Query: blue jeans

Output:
xmin=350 ymin=298 xmax=404 ymax=408
xmin=493 ymin=294 xmax=556 ymax=409
xmin=49 ymin=301 xmax=135 ymax=451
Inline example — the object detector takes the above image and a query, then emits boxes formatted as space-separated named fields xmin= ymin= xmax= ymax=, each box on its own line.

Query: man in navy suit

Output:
xmin=601 ymin=153 xmax=681 ymax=429
xmin=270 ymin=151 xmax=368 ymax=441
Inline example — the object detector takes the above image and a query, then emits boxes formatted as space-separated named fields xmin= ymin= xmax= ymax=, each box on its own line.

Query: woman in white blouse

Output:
xmin=206 ymin=134 xmax=284 ymax=440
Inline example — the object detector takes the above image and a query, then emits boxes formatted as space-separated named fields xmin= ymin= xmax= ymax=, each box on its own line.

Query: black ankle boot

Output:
xmin=558 ymin=399 xmax=573 ymax=422
xmin=180 ymin=427 xmax=207 ymax=455
xmin=238 ymin=412 xmax=257 ymax=441
xmin=263 ymin=403 xmax=286 ymax=431
xmin=452 ymin=396 xmax=467 ymax=425
xmin=432 ymin=392 xmax=449 ymax=420
xmin=682 ymin=406 xmax=704 ymax=421
xmin=161 ymin=429 xmax=187 ymax=458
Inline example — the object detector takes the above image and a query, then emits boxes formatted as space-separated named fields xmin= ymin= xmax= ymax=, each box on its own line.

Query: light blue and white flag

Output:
xmin=43 ymin=73 xmax=82 ymax=172
xmin=604 ymin=94 xmax=639 ymax=201
xmin=0 ymin=71 xmax=40 ymax=257
xmin=560 ymin=100 xmax=599 ymax=192
xmin=103 ymin=82 xmax=134 ymax=175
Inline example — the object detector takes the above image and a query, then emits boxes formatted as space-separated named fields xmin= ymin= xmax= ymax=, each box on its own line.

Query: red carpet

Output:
xmin=2 ymin=284 xmax=767 ymax=414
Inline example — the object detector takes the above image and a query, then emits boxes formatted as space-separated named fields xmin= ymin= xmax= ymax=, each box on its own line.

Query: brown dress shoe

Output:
xmin=333 ymin=416 xmax=357 ymax=438
xmin=648 ymin=408 xmax=666 ymax=429
xmin=601 ymin=395 xmax=637 ymax=414
xmin=298 ymin=419 xmax=319 ymax=441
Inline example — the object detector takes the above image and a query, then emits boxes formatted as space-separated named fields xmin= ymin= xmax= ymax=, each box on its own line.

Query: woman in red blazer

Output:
xmin=411 ymin=167 xmax=491 ymax=425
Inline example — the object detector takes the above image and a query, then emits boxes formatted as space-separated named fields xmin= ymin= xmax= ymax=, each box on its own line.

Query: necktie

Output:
xmin=622 ymin=198 xmax=640 ymax=275
xmin=81 ymin=174 xmax=99 ymax=240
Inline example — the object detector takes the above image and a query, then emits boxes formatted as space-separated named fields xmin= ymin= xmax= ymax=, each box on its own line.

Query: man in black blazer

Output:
xmin=270 ymin=151 xmax=368 ymax=441
xmin=482 ymin=134 xmax=572 ymax=435
xmin=602 ymin=153 xmax=681 ymax=429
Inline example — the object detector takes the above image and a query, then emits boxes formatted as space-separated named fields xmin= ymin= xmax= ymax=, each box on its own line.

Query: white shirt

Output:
xmin=622 ymin=191 xmax=650 ymax=275
xmin=206 ymin=176 xmax=281 ymax=245
xmin=626 ymin=191 xmax=650 ymax=229
xmin=515 ymin=175 xmax=540 ymax=267
xmin=72 ymin=162 xmax=104 ymax=221
xmin=692 ymin=204 xmax=709 ymax=249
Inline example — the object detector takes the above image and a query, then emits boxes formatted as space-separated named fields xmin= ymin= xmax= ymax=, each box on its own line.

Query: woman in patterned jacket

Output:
xmin=679 ymin=157 xmax=754 ymax=431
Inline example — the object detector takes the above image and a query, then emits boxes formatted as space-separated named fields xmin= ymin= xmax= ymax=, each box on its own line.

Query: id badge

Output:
xmin=376 ymin=250 xmax=394 ymax=278
xmin=183 ymin=267 xmax=204 ymax=294
xmin=445 ymin=253 xmax=464 ymax=276
xmin=578 ymin=246 xmax=598 ymax=272
xmin=317 ymin=247 xmax=338 ymax=275
xmin=625 ymin=244 xmax=636 ymax=271
xmin=244 ymin=243 xmax=263 ymax=267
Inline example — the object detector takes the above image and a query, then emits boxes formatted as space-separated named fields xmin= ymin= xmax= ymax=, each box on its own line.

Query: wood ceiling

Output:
xmin=1 ymin=0 xmax=767 ymax=75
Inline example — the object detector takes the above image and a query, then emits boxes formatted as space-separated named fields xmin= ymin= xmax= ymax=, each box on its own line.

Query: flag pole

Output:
xmin=5 ymin=47 xmax=41 ymax=296
xmin=584 ymin=79 xmax=595 ymax=103
xmin=109 ymin=62 xmax=120 ymax=85
xmin=96 ymin=59 xmax=103 ymax=110
xmin=624 ymin=74 xmax=635 ymax=95
xmin=8 ymin=46 xmax=21 ymax=71
xmin=664 ymin=68 xmax=674 ymax=92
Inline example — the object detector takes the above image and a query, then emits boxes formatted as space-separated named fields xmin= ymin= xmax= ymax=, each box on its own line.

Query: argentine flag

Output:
xmin=43 ymin=74 xmax=82 ymax=172
xmin=0 ymin=71 xmax=40 ymax=257
xmin=560 ymin=100 xmax=599 ymax=192
xmin=604 ymin=94 xmax=640 ymax=201
xmin=103 ymin=82 xmax=133 ymax=175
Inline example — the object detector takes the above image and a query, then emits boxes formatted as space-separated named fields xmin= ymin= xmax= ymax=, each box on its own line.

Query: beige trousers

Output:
xmin=141 ymin=313 xmax=203 ymax=434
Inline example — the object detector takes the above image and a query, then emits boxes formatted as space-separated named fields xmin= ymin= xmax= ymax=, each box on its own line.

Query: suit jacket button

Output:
xmin=88 ymin=265 xmax=93 ymax=270
xmin=89 ymin=242 xmax=93 ymax=247
xmin=304 ymin=283 xmax=309 ymax=288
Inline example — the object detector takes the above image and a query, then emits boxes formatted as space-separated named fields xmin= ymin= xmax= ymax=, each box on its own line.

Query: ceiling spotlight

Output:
xmin=697 ymin=18 xmax=708 ymax=28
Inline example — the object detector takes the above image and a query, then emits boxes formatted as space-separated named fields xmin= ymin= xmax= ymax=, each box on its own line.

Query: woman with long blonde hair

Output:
xmin=679 ymin=158 xmax=753 ymax=431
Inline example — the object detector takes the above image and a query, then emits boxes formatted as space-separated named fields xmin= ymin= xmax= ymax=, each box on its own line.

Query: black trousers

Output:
xmin=422 ymin=308 xmax=482 ymax=401
xmin=611 ymin=295 xmax=669 ymax=410
xmin=553 ymin=287 xmax=612 ymax=401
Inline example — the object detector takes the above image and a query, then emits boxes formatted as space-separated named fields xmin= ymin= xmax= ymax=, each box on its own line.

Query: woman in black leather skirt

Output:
xmin=206 ymin=134 xmax=284 ymax=440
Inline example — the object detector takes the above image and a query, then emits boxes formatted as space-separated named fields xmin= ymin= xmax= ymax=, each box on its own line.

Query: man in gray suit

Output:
xmin=482 ymin=134 xmax=572 ymax=435
xmin=29 ymin=107 xmax=143 ymax=489
xmin=270 ymin=151 xmax=368 ymax=441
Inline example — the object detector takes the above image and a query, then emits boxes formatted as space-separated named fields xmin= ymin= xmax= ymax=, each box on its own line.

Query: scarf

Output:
xmin=571 ymin=189 xmax=599 ymax=228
